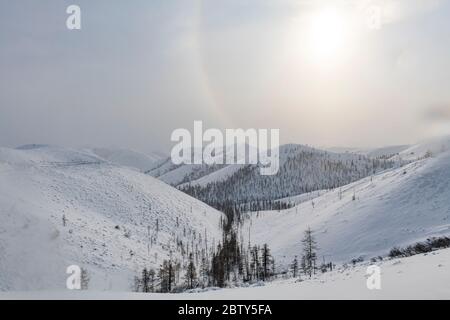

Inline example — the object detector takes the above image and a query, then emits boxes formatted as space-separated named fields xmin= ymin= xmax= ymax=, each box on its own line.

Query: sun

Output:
xmin=307 ymin=7 xmax=350 ymax=65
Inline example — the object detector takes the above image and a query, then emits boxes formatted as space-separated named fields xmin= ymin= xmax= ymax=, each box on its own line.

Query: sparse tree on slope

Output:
xmin=159 ymin=259 xmax=174 ymax=293
xmin=80 ymin=268 xmax=89 ymax=290
xmin=185 ymin=253 xmax=197 ymax=289
xmin=301 ymin=227 xmax=318 ymax=278
xmin=291 ymin=256 xmax=299 ymax=278
xmin=261 ymin=244 xmax=272 ymax=281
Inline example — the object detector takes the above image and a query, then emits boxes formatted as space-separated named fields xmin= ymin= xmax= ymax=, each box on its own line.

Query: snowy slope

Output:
xmin=146 ymin=158 xmax=181 ymax=180
xmin=87 ymin=147 xmax=164 ymax=172
xmin=327 ymin=145 xmax=409 ymax=158
xmin=395 ymin=135 xmax=450 ymax=161
xmin=146 ymin=144 xmax=255 ymax=187
xmin=274 ymin=189 xmax=328 ymax=207
xmin=178 ymin=164 xmax=245 ymax=188
xmin=0 ymin=145 xmax=222 ymax=291
xmin=150 ymin=144 xmax=396 ymax=195
xmin=364 ymin=145 xmax=410 ymax=158
xmin=179 ymin=144 xmax=396 ymax=208
xmin=6 ymin=247 xmax=450 ymax=299
xmin=243 ymin=151 xmax=450 ymax=268
xmin=153 ymin=163 xmax=225 ymax=186
xmin=181 ymin=248 xmax=450 ymax=300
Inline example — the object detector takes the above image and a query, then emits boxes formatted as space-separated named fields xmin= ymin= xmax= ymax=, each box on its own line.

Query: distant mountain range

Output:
xmin=147 ymin=144 xmax=399 ymax=210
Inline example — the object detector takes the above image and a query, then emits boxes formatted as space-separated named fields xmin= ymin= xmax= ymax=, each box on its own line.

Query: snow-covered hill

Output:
xmin=0 ymin=145 xmax=223 ymax=291
xmin=182 ymin=247 xmax=450 ymax=300
xmin=146 ymin=144 xmax=255 ymax=187
xmin=147 ymin=161 xmax=226 ymax=187
xmin=395 ymin=135 xmax=450 ymax=161
xmin=150 ymin=144 xmax=395 ymax=191
xmin=7 ymin=247 xmax=450 ymax=299
xmin=327 ymin=145 xmax=409 ymax=159
xmin=307 ymin=136 xmax=450 ymax=164
xmin=87 ymin=147 xmax=164 ymax=172
xmin=243 ymin=151 xmax=450 ymax=268
xmin=178 ymin=144 xmax=397 ymax=209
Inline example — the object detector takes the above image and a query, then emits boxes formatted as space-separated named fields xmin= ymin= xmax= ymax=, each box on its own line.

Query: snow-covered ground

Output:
xmin=178 ymin=164 xmax=245 ymax=188
xmin=0 ymin=145 xmax=222 ymax=291
xmin=2 ymin=138 xmax=450 ymax=299
xmin=178 ymin=247 xmax=450 ymax=300
xmin=395 ymin=135 xmax=450 ymax=161
xmin=274 ymin=189 xmax=329 ymax=207
xmin=146 ymin=144 xmax=256 ymax=187
xmin=2 ymin=247 xmax=449 ymax=299
xmin=243 ymin=150 xmax=450 ymax=268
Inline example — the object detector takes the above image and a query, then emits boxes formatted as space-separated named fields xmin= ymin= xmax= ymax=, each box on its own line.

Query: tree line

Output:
xmin=133 ymin=204 xmax=278 ymax=293
xmin=179 ymin=150 xmax=396 ymax=211
xmin=134 ymin=208 xmax=328 ymax=293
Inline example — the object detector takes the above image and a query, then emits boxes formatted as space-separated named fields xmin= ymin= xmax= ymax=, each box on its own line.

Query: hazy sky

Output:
xmin=1 ymin=0 xmax=450 ymax=153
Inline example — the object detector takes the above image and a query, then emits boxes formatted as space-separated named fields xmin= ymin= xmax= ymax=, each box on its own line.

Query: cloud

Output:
xmin=356 ymin=0 xmax=443 ymax=27
xmin=425 ymin=105 xmax=450 ymax=121
xmin=275 ymin=0 xmax=444 ymax=30
xmin=423 ymin=104 xmax=450 ymax=137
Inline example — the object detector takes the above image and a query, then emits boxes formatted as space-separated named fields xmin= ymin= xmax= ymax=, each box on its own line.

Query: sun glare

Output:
xmin=307 ymin=7 xmax=351 ymax=65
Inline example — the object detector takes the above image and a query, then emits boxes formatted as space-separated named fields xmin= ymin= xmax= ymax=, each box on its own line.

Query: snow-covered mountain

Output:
xmin=2 ymin=138 xmax=449 ymax=296
xmin=394 ymin=135 xmax=450 ymax=161
xmin=147 ymin=159 xmax=226 ymax=187
xmin=0 ymin=145 xmax=223 ymax=291
xmin=243 ymin=150 xmax=450 ymax=268
xmin=327 ymin=145 xmax=410 ymax=159
xmin=146 ymin=143 xmax=256 ymax=186
xmin=177 ymin=144 xmax=397 ymax=209
xmin=86 ymin=147 xmax=164 ymax=172
xmin=364 ymin=145 xmax=410 ymax=159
